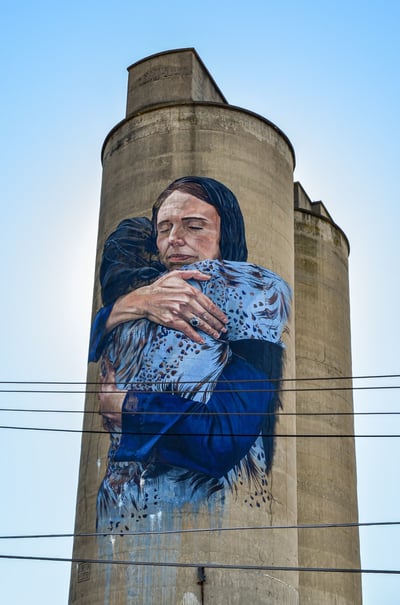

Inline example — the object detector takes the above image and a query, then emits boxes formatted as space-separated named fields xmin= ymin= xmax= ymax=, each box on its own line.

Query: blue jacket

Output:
xmin=114 ymin=351 xmax=279 ymax=479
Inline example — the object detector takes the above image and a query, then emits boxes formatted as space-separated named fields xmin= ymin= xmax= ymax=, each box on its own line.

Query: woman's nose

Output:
xmin=169 ymin=224 xmax=185 ymax=245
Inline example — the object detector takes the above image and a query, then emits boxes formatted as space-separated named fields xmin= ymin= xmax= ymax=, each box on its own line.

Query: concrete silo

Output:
xmin=294 ymin=183 xmax=361 ymax=603
xmin=69 ymin=49 xmax=361 ymax=604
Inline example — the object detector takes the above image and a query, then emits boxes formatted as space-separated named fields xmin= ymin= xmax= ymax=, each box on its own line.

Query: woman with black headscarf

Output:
xmin=91 ymin=177 xmax=290 ymax=531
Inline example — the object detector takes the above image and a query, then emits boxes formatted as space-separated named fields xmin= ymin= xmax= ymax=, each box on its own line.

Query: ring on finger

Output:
xmin=190 ymin=315 xmax=201 ymax=328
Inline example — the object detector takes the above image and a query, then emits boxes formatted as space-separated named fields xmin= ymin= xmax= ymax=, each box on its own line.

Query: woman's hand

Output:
xmin=98 ymin=361 xmax=126 ymax=429
xmin=106 ymin=269 xmax=228 ymax=344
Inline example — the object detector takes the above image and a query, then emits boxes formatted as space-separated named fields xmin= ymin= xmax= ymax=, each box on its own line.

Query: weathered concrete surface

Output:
xmin=126 ymin=48 xmax=227 ymax=116
xmin=294 ymin=182 xmax=362 ymax=604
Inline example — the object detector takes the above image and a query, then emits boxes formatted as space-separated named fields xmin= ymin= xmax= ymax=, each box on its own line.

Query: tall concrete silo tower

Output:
xmin=69 ymin=49 xmax=361 ymax=604
xmin=294 ymin=183 xmax=361 ymax=603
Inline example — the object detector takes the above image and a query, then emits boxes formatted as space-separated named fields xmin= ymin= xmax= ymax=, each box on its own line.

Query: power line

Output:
xmin=0 ymin=373 xmax=398 ymax=400
xmin=1 ymin=373 xmax=399 ymax=384
xmin=0 ymin=520 xmax=398 ymax=541
xmin=0 ymin=553 xmax=397 ymax=575
xmin=1 ymin=407 xmax=400 ymax=417
xmin=0 ymin=425 xmax=399 ymax=438
xmin=1 ymin=384 xmax=399 ymax=394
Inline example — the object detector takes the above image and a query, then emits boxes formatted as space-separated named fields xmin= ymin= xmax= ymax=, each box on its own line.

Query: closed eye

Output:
xmin=185 ymin=219 xmax=207 ymax=230
xmin=157 ymin=222 xmax=172 ymax=234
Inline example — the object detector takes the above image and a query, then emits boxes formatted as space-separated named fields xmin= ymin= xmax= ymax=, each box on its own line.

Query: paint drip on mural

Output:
xmin=89 ymin=176 xmax=291 ymax=536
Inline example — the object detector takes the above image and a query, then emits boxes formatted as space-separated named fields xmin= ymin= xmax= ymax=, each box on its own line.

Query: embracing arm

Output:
xmin=89 ymin=269 xmax=228 ymax=362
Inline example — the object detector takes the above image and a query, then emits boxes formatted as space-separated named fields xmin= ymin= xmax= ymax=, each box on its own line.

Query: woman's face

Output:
xmin=156 ymin=190 xmax=221 ymax=270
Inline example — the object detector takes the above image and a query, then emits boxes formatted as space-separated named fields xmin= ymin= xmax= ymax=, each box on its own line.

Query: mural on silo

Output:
xmin=89 ymin=176 xmax=291 ymax=533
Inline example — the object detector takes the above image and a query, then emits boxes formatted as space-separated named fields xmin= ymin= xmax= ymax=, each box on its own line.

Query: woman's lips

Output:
xmin=167 ymin=254 xmax=194 ymax=263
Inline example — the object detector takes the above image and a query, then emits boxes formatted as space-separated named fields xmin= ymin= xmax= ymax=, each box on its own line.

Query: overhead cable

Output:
xmin=1 ymin=384 xmax=399 ymax=394
xmin=0 ymin=408 xmax=399 ymax=417
xmin=0 ymin=520 xmax=398 ymax=541
xmin=0 ymin=553 xmax=397 ymax=575
xmin=1 ymin=372 xmax=399 ymax=384
xmin=0 ymin=425 xmax=399 ymax=438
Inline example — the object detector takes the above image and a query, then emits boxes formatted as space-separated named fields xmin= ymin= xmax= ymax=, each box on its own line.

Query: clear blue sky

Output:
xmin=1 ymin=1 xmax=399 ymax=602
